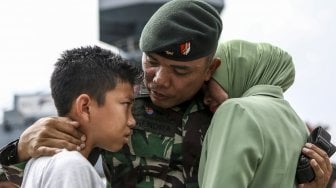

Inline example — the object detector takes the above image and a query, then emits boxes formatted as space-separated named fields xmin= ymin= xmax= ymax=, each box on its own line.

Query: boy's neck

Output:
xmin=78 ymin=127 xmax=95 ymax=158
xmin=65 ymin=115 xmax=95 ymax=159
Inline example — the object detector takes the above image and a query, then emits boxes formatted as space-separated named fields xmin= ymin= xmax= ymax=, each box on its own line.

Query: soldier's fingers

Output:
xmin=56 ymin=117 xmax=80 ymax=127
xmin=42 ymin=138 xmax=83 ymax=151
xmin=31 ymin=139 xmax=82 ymax=157
xmin=53 ymin=119 xmax=84 ymax=140
xmin=33 ymin=146 xmax=63 ymax=158
xmin=40 ymin=128 xmax=83 ymax=146
xmin=33 ymin=142 xmax=82 ymax=158
xmin=40 ymin=117 xmax=81 ymax=139
xmin=37 ymin=117 xmax=85 ymax=144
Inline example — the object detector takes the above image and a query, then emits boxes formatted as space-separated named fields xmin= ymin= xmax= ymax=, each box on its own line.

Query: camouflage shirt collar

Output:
xmin=172 ymin=90 xmax=207 ymax=114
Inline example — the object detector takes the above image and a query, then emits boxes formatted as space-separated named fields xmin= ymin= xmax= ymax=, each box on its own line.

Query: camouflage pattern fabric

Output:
xmin=102 ymin=91 xmax=213 ymax=188
xmin=0 ymin=163 xmax=25 ymax=187
xmin=0 ymin=139 xmax=24 ymax=187
xmin=0 ymin=166 xmax=7 ymax=182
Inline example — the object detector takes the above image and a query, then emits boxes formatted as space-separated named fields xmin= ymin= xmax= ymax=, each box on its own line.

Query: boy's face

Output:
xmin=90 ymin=82 xmax=135 ymax=152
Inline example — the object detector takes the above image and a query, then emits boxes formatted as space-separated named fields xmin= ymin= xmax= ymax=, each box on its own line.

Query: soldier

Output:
xmin=1 ymin=1 xmax=221 ymax=187
xmin=0 ymin=0 xmax=332 ymax=187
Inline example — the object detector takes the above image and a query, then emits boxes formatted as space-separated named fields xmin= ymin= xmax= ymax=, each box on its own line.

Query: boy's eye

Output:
xmin=122 ymin=100 xmax=134 ymax=107
xmin=122 ymin=102 xmax=131 ymax=105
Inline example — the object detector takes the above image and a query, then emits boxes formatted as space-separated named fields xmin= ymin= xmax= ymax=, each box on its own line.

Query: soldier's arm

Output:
xmin=1 ymin=117 xmax=84 ymax=164
xmin=0 ymin=161 xmax=27 ymax=186
xmin=0 ymin=140 xmax=21 ymax=186
xmin=0 ymin=117 xmax=85 ymax=185
xmin=17 ymin=117 xmax=84 ymax=161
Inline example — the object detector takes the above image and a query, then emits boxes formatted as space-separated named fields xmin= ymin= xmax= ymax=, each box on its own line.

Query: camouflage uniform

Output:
xmin=0 ymin=140 xmax=25 ymax=187
xmin=102 ymin=87 xmax=212 ymax=188
xmin=0 ymin=88 xmax=213 ymax=188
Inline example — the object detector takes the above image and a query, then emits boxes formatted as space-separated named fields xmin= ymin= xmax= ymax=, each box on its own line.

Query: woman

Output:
xmin=198 ymin=40 xmax=331 ymax=188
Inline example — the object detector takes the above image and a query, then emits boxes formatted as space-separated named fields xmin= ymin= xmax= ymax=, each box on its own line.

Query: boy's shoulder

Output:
xmin=28 ymin=149 xmax=88 ymax=171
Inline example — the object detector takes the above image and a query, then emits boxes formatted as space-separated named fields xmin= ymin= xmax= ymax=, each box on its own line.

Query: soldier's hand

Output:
xmin=17 ymin=117 xmax=85 ymax=161
xmin=297 ymin=143 xmax=332 ymax=188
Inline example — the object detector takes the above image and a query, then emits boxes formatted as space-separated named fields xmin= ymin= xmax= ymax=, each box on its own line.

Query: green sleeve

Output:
xmin=199 ymin=101 xmax=264 ymax=188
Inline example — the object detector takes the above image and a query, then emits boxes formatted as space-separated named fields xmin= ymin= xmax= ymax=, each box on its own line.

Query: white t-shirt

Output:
xmin=21 ymin=149 xmax=105 ymax=188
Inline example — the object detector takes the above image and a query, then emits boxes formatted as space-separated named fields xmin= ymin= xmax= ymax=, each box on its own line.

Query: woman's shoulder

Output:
xmin=217 ymin=97 xmax=257 ymax=113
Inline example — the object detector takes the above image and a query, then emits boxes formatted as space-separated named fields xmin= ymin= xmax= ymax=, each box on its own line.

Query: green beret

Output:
xmin=139 ymin=0 xmax=222 ymax=61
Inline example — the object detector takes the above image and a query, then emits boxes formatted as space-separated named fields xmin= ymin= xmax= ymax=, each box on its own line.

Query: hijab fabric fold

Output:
xmin=212 ymin=40 xmax=295 ymax=98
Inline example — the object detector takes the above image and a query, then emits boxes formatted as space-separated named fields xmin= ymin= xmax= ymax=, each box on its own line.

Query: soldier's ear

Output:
xmin=211 ymin=57 xmax=221 ymax=72
xmin=206 ymin=57 xmax=221 ymax=81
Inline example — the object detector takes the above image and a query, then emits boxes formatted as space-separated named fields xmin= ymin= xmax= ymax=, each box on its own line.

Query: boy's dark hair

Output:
xmin=50 ymin=46 xmax=142 ymax=116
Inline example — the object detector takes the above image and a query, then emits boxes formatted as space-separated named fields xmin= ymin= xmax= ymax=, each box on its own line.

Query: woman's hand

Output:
xmin=298 ymin=143 xmax=332 ymax=188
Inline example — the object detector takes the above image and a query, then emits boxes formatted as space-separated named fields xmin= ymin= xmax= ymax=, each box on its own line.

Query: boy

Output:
xmin=21 ymin=46 xmax=141 ymax=187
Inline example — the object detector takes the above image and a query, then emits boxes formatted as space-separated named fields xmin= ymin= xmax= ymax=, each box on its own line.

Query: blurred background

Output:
xmin=0 ymin=0 xmax=335 ymax=166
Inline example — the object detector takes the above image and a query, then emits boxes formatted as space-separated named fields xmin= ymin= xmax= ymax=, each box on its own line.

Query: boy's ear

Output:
xmin=206 ymin=57 xmax=221 ymax=80
xmin=74 ymin=94 xmax=91 ymax=122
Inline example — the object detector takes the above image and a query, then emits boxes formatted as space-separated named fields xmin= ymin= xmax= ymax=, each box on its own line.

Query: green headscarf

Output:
xmin=212 ymin=40 xmax=295 ymax=98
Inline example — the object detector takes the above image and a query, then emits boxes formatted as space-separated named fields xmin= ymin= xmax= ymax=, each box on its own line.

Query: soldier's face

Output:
xmin=142 ymin=53 xmax=214 ymax=108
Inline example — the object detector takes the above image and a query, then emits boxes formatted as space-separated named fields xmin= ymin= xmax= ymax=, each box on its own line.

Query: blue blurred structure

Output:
xmin=0 ymin=92 xmax=57 ymax=147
